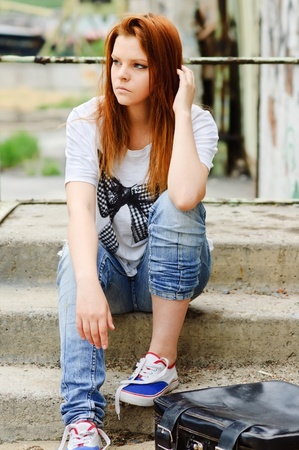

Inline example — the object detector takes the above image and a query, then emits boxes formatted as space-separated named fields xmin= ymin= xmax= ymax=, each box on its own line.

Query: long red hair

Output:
xmin=97 ymin=13 xmax=183 ymax=194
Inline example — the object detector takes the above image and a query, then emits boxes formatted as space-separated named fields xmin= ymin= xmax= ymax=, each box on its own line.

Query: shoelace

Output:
xmin=115 ymin=356 xmax=169 ymax=418
xmin=57 ymin=423 xmax=111 ymax=450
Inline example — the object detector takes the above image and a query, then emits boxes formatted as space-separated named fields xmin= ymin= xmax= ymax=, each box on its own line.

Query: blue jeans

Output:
xmin=57 ymin=191 xmax=211 ymax=427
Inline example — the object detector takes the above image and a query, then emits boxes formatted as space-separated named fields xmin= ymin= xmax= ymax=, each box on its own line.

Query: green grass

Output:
xmin=41 ymin=158 xmax=61 ymax=176
xmin=0 ymin=131 xmax=62 ymax=176
xmin=0 ymin=131 xmax=40 ymax=170
xmin=23 ymin=157 xmax=62 ymax=176
xmin=5 ymin=0 xmax=63 ymax=8
xmin=38 ymin=95 xmax=90 ymax=110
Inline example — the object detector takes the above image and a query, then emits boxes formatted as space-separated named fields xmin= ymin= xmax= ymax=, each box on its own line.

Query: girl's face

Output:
xmin=111 ymin=35 xmax=150 ymax=109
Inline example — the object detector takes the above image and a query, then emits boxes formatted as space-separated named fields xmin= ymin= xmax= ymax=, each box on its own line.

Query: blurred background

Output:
xmin=0 ymin=0 xmax=298 ymax=202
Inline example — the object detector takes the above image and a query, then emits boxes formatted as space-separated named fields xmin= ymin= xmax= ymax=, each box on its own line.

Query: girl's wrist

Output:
xmin=76 ymin=271 xmax=99 ymax=286
xmin=174 ymin=109 xmax=192 ymax=121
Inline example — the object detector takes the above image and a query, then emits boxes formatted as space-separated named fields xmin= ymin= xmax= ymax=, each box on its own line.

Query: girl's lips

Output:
xmin=116 ymin=86 xmax=130 ymax=92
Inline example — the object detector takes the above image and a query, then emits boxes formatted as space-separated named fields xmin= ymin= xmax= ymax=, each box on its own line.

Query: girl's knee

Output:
xmin=147 ymin=192 xmax=209 ymax=299
xmin=148 ymin=190 xmax=206 ymax=234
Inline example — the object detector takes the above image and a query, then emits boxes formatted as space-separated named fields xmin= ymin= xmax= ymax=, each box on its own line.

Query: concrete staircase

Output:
xmin=1 ymin=200 xmax=299 ymax=444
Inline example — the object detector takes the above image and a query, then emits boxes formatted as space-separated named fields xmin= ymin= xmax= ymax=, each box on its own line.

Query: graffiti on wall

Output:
xmin=259 ymin=0 xmax=299 ymax=199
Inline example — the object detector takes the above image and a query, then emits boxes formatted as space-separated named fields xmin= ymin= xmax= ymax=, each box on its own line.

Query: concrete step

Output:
xmin=1 ymin=200 xmax=298 ymax=446
xmin=1 ymin=283 xmax=299 ymax=368
xmin=2 ymin=362 xmax=299 ymax=443
xmin=0 ymin=202 xmax=66 ymax=285
xmin=1 ymin=201 xmax=299 ymax=289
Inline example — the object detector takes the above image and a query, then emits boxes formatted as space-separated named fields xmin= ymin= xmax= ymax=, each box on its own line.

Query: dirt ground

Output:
xmin=0 ymin=442 xmax=155 ymax=450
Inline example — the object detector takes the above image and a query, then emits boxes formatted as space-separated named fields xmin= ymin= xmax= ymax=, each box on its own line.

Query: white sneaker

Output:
xmin=57 ymin=420 xmax=110 ymax=450
xmin=115 ymin=352 xmax=179 ymax=416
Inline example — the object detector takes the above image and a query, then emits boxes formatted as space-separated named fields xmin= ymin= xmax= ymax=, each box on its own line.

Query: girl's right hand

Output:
xmin=76 ymin=280 xmax=115 ymax=350
xmin=173 ymin=65 xmax=195 ymax=114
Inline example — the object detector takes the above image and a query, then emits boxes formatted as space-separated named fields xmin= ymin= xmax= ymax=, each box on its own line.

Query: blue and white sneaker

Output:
xmin=115 ymin=352 xmax=179 ymax=416
xmin=57 ymin=420 xmax=110 ymax=450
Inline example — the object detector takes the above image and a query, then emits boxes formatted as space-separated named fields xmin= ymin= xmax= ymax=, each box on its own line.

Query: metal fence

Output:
xmin=0 ymin=55 xmax=298 ymax=198
xmin=0 ymin=55 xmax=299 ymax=64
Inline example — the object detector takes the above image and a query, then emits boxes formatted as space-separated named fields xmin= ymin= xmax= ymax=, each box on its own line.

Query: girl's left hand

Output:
xmin=173 ymin=65 xmax=195 ymax=114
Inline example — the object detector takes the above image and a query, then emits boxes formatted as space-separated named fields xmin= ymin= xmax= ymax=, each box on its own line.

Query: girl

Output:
xmin=57 ymin=12 xmax=218 ymax=450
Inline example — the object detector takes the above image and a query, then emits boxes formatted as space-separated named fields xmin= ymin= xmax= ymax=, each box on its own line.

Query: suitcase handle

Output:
xmin=216 ymin=420 xmax=255 ymax=450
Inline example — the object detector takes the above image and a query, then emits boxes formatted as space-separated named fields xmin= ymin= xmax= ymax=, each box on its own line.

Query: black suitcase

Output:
xmin=154 ymin=380 xmax=299 ymax=450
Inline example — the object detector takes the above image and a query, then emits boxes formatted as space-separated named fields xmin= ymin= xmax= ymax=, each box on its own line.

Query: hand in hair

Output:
xmin=173 ymin=65 xmax=196 ymax=114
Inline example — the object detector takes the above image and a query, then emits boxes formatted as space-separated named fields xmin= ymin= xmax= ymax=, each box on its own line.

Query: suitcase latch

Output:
xmin=187 ymin=439 xmax=204 ymax=450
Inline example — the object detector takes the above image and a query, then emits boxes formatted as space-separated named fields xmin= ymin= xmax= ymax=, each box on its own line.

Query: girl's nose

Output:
xmin=118 ymin=65 xmax=129 ymax=80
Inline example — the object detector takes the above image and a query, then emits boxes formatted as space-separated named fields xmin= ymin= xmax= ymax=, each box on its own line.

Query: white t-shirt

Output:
xmin=65 ymin=96 xmax=218 ymax=276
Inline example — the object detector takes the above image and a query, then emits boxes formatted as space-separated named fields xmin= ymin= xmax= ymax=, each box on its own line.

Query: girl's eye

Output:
xmin=134 ymin=63 xmax=147 ymax=69
xmin=111 ymin=58 xmax=119 ymax=65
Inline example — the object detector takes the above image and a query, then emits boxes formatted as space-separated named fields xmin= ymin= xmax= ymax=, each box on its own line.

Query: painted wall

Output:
xmin=259 ymin=0 xmax=299 ymax=199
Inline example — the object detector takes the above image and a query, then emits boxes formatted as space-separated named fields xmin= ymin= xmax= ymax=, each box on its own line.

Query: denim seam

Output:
xmin=97 ymin=249 xmax=126 ymax=282
xmin=86 ymin=346 xmax=98 ymax=422
xmin=130 ymin=278 xmax=138 ymax=310
xmin=60 ymin=300 xmax=69 ymax=397
xmin=149 ymin=287 xmax=194 ymax=300
xmin=177 ymin=231 xmax=182 ymax=295
xmin=88 ymin=345 xmax=97 ymax=398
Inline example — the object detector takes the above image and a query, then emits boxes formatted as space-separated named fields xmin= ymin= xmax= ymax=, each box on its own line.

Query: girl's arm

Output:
xmin=66 ymin=181 xmax=114 ymax=350
xmin=168 ymin=65 xmax=209 ymax=210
